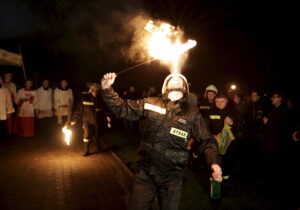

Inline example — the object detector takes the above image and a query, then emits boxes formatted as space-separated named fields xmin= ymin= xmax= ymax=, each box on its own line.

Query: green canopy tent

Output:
xmin=0 ymin=48 xmax=26 ymax=80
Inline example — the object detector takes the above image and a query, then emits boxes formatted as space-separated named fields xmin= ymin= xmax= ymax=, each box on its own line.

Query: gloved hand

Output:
xmin=65 ymin=121 xmax=76 ymax=127
xmin=101 ymin=72 xmax=117 ymax=89
xmin=211 ymin=164 xmax=222 ymax=182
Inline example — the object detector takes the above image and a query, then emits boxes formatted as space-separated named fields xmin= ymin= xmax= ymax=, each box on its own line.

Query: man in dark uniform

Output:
xmin=70 ymin=83 xmax=108 ymax=156
xmin=199 ymin=84 xmax=218 ymax=118
xmin=101 ymin=72 xmax=222 ymax=210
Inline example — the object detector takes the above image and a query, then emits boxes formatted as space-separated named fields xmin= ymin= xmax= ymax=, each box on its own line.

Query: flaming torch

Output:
xmin=144 ymin=20 xmax=197 ymax=73
xmin=117 ymin=19 xmax=197 ymax=75
xmin=62 ymin=126 xmax=72 ymax=146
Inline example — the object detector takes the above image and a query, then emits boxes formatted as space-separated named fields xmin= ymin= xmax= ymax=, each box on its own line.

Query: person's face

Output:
xmin=207 ymin=91 xmax=216 ymax=102
xmin=61 ymin=80 xmax=68 ymax=88
xmin=91 ymin=90 xmax=97 ymax=97
xmin=129 ymin=86 xmax=135 ymax=92
xmin=233 ymin=95 xmax=241 ymax=104
xmin=25 ymin=81 xmax=32 ymax=89
xmin=215 ymin=98 xmax=228 ymax=110
xmin=271 ymin=94 xmax=282 ymax=106
xmin=149 ymin=86 xmax=156 ymax=93
xmin=4 ymin=73 xmax=12 ymax=82
xmin=42 ymin=80 xmax=49 ymax=88
xmin=250 ymin=92 xmax=260 ymax=103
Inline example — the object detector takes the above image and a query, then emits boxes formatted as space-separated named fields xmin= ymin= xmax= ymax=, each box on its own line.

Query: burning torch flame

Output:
xmin=144 ymin=20 xmax=197 ymax=73
xmin=62 ymin=126 xmax=72 ymax=146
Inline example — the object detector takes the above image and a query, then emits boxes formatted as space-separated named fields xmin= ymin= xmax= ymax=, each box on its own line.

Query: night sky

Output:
xmin=0 ymin=0 xmax=295 ymax=97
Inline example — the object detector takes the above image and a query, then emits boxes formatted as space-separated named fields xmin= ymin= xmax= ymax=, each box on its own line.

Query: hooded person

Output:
xmin=101 ymin=72 xmax=222 ymax=210
xmin=70 ymin=83 xmax=109 ymax=156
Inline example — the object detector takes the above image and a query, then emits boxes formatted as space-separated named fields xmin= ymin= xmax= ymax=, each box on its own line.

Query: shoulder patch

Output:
xmin=178 ymin=118 xmax=187 ymax=124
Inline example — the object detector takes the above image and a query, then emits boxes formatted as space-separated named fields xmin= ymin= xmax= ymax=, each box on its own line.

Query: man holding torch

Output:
xmin=70 ymin=83 xmax=108 ymax=156
xmin=101 ymin=72 xmax=222 ymax=210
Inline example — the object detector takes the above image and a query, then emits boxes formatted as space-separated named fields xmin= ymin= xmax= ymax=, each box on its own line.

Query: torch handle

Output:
xmin=117 ymin=59 xmax=157 ymax=75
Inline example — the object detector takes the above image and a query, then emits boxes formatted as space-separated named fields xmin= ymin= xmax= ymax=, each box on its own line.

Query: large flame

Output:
xmin=144 ymin=20 xmax=196 ymax=73
xmin=62 ymin=126 xmax=72 ymax=146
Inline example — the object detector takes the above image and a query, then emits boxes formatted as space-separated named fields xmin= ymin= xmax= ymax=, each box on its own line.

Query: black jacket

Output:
xmin=198 ymin=98 xmax=214 ymax=118
xmin=206 ymin=106 xmax=238 ymax=135
xmin=102 ymin=87 xmax=221 ymax=175
xmin=73 ymin=93 xmax=107 ymax=125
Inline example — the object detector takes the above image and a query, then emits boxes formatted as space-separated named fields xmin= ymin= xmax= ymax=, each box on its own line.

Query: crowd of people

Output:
xmin=0 ymin=72 xmax=73 ymax=139
xmin=1 ymin=71 xmax=299 ymax=161
xmin=1 ymin=71 xmax=300 ymax=209
xmin=1 ymin=71 xmax=299 ymax=162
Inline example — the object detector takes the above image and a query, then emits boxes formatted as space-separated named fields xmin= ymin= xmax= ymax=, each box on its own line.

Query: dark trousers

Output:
xmin=129 ymin=168 xmax=183 ymax=210
xmin=83 ymin=122 xmax=98 ymax=140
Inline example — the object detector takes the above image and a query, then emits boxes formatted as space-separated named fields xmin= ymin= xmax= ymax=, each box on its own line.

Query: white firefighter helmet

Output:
xmin=205 ymin=84 xmax=218 ymax=94
xmin=161 ymin=73 xmax=189 ymax=95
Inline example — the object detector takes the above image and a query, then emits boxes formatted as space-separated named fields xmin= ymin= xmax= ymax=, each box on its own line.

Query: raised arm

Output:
xmin=101 ymin=72 xmax=144 ymax=121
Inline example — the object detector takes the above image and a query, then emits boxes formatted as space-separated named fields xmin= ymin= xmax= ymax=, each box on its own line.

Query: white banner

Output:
xmin=0 ymin=48 xmax=22 ymax=67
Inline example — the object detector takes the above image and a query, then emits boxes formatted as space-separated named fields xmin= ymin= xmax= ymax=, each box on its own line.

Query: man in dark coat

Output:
xmin=101 ymin=72 xmax=222 ymax=210
xmin=260 ymin=91 xmax=288 ymax=157
xmin=71 ymin=83 xmax=108 ymax=156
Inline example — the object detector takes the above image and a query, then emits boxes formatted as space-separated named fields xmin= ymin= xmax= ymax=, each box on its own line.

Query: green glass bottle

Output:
xmin=210 ymin=177 xmax=221 ymax=199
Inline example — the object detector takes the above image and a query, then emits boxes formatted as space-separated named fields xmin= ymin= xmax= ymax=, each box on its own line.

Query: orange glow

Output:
xmin=144 ymin=20 xmax=196 ymax=73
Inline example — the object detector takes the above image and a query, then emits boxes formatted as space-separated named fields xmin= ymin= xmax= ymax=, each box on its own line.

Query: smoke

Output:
xmin=95 ymin=10 xmax=195 ymax=74
xmin=95 ymin=10 xmax=151 ymax=63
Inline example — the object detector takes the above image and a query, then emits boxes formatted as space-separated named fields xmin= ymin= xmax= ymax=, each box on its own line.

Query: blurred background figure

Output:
xmin=199 ymin=84 xmax=218 ymax=118
xmin=2 ymin=72 xmax=17 ymax=102
xmin=14 ymin=80 xmax=36 ymax=137
xmin=232 ymin=92 xmax=246 ymax=139
xmin=243 ymin=90 xmax=264 ymax=162
xmin=71 ymin=83 xmax=108 ymax=156
xmin=2 ymin=72 xmax=17 ymax=134
xmin=146 ymin=86 xmax=157 ymax=97
xmin=259 ymin=91 xmax=288 ymax=159
xmin=0 ymin=76 xmax=15 ymax=140
xmin=54 ymin=80 xmax=73 ymax=125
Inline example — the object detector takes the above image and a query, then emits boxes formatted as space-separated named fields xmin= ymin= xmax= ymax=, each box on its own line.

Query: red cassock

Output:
xmin=14 ymin=88 xmax=36 ymax=137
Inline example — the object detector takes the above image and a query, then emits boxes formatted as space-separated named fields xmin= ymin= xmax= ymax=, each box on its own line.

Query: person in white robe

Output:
xmin=2 ymin=72 xmax=17 ymax=134
xmin=0 ymin=76 xmax=15 ymax=139
xmin=35 ymin=79 xmax=53 ymax=119
xmin=14 ymin=80 xmax=36 ymax=137
xmin=54 ymin=80 xmax=73 ymax=124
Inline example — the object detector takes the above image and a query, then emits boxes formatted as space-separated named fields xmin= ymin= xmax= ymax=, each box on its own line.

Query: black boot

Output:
xmin=82 ymin=142 xmax=90 ymax=156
